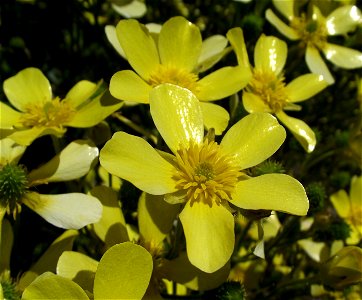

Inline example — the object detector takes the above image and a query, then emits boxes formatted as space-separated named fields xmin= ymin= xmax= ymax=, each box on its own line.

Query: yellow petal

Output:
xmin=57 ymin=251 xmax=98 ymax=294
xmin=0 ymin=138 xmax=26 ymax=165
xmin=116 ymin=19 xmax=159 ymax=80
xmin=111 ymin=0 xmax=146 ymax=18
xmin=22 ymin=272 xmax=89 ymax=300
xmin=3 ymin=67 xmax=52 ymax=111
xmin=158 ymin=16 xmax=202 ymax=72
xmin=322 ymin=43 xmax=362 ymax=69
xmin=272 ymin=0 xmax=295 ymax=20
xmin=105 ymin=25 xmax=127 ymax=58
xmin=226 ymin=27 xmax=250 ymax=69
xmin=265 ymin=9 xmax=300 ymax=40
xmin=0 ymin=102 xmax=21 ymax=128
xmin=232 ymin=174 xmax=309 ymax=216
xmin=179 ymin=201 xmax=234 ymax=273
xmin=306 ymin=45 xmax=335 ymax=85
xmin=93 ymin=242 xmax=153 ymax=300
xmin=65 ymin=80 xmax=98 ymax=108
xmin=23 ymin=192 xmax=103 ymax=229
xmin=326 ymin=5 xmax=361 ymax=35
xmin=254 ymin=34 xmax=287 ymax=75
xmin=110 ymin=70 xmax=151 ymax=103
xmin=100 ymin=131 xmax=177 ymax=194
xmin=197 ymin=66 xmax=252 ymax=101
xmin=0 ymin=218 xmax=13 ymax=273
xmin=285 ymin=74 xmax=328 ymax=102
xmin=330 ymin=190 xmax=350 ymax=218
xmin=138 ymin=192 xmax=180 ymax=246
xmin=276 ymin=110 xmax=316 ymax=153
xmin=298 ymin=239 xmax=326 ymax=262
xmin=150 ymin=84 xmax=204 ymax=152
xmin=242 ymin=91 xmax=272 ymax=113
xmin=221 ymin=113 xmax=286 ymax=169
xmin=28 ymin=140 xmax=99 ymax=183
xmin=350 ymin=176 xmax=362 ymax=205
xmin=199 ymin=102 xmax=229 ymax=135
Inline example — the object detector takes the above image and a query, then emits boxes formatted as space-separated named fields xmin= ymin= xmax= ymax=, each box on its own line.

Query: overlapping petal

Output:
xmin=350 ymin=176 xmax=362 ymax=205
xmin=322 ymin=43 xmax=362 ymax=69
xmin=226 ymin=27 xmax=250 ymax=69
xmin=199 ymin=102 xmax=230 ymax=135
xmin=242 ymin=91 xmax=272 ymax=113
xmin=0 ymin=138 xmax=26 ymax=165
xmin=65 ymin=80 xmax=98 ymax=108
xmin=272 ymin=0 xmax=295 ymax=20
xmin=0 ymin=102 xmax=21 ymax=128
xmin=111 ymin=0 xmax=146 ymax=18
xmin=105 ymin=25 xmax=127 ymax=58
xmin=326 ymin=5 xmax=361 ymax=35
xmin=306 ymin=45 xmax=335 ymax=84
xmin=285 ymin=74 xmax=328 ymax=102
xmin=330 ymin=190 xmax=350 ymax=218
xmin=265 ymin=9 xmax=300 ymax=40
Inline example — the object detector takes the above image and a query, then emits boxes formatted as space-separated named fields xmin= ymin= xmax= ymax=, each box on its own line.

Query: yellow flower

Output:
xmin=109 ymin=16 xmax=252 ymax=134
xmin=0 ymin=138 xmax=102 ymax=229
xmin=227 ymin=28 xmax=328 ymax=152
xmin=100 ymin=83 xmax=309 ymax=273
xmin=330 ymin=175 xmax=362 ymax=245
xmin=266 ymin=0 xmax=362 ymax=84
xmin=1 ymin=67 xmax=123 ymax=145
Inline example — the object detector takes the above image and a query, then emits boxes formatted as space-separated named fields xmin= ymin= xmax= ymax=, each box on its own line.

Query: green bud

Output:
xmin=214 ymin=281 xmax=247 ymax=300
xmin=1 ymin=271 xmax=21 ymax=300
xmin=252 ymin=160 xmax=285 ymax=176
xmin=306 ymin=182 xmax=326 ymax=215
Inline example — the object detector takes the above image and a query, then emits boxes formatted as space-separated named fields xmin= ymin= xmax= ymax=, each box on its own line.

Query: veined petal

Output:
xmin=109 ymin=70 xmax=151 ymax=103
xmin=100 ymin=131 xmax=177 ymax=195
xmin=3 ymin=67 xmax=52 ymax=112
xmin=242 ymin=91 xmax=272 ymax=113
xmin=150 ymin=84 xmax=204 ymax=152
xmin=330 ymin=190 xmax=350 ymax=218
xmin=326 ymin=5 xmax=361 ymax=35
xmin=286 ymin=74 xmax=328 ymax=102
xmin=197 ymin=66 xmax=252 ymax=101
xmin=65 ymin=80 xmax=98 ymax=108
xmin=93 ymin=242 xmax=153 ymax=300
xmin=0 ymin=138 xmax=26 ymax=165
xmin=23 ymin=192 xmax=103 ymax=229
xmin=158 ymin=16 xmax=202 ymax=72
xmin=199 ymin=102 xmax=229 ymax=135
xmin=105 ymin=25 xmax=127 ymax=59
xmin=265 ymin=9 xmax=300 ymax=40
xmin=276 ymin=110 xmax=316 ymax=153
xmin=322 ymin=43 xmax=362 ymax=69
xmin=221 ymin=113 xmax=286 ymax=170
xmin=226 ymin=27 xmax=251 ymax=69
xmin=233 ymin=174 xmax=309 ymax=215
xmin=272 ymin=0 xmax=295 ymax=20
xmin=116 ymin=19 xmax=159 ymax=80
xmin=350 ymin=176 xmax=362 ymax=205
xmin=0 ymin=102 xmax=21 ymax=128
xmin=179 ymin=201 xmax=234 ymax=273
xmin=28 ymin=140 xmax=99 ymax=183
xmin=254 ymin=35 xmax=287 ymax=75
xmin=306 ymin=45 xmax=335 ymax=84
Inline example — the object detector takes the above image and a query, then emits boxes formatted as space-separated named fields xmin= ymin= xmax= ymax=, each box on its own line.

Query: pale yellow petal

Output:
xmin=93 ymin=242 xmax=153 ymax=300
xmin=254 ymin=35 xmax=287 ymax=75
xmin=197 ymin=66 xmax=252 ymax=101
xmin=221 ymin=113 xmax=286 ymax=169
xmin=298 ymin=239 xmax=326 ymax=262
xmin=199 ymin=102 xmax=229 ymax=135
xmin=150 ymin=84 xmax=204 ymax=152
xmin=232 ymin=174 xmax=309 ymax=215
xmin=100 ymin=131 xmax=177 ymax=194
xmin=0 ymin=102 xmax=21 ymax=128
xmin=158 ymin=16 xmax=202 ymax=71
xmin=350 ymin=176 xmax=362 ymax=205
xmin=326 ymin=5 xmax=361 ymax=35
xmin=226 ymin=27 xmax=250 ymax=69
xmin=28 ymin=140 xmax=99 ymax=183
xmin=3 ymin=67 xmax=52 ymax=111
xmin=265 ymin=9 xmax=300 ymax=40
xmin=322 ymin=43 xmax=362 ymax=69
xmin=242 ymin=91 xmax=272 ymax=113
xmin=272 ymin=0 xmax=295 ymax=20
xmin=0 ymin=138 xmax=26 ymax=165
xmin=65 ymin=80 xmax=98 ymax=108
xmin=116 ymin=19 xmax=159 ymax=80
xmin=179 ymin=201 xmax=234 ymax=273
xmin=23 ymin=192 xmax=103 ymax=229
xmin=285 ymin=74 xmax=328 ymax=102
xmin=330 ymin=190 xmax=350 ymax=218
xmin=110 ymin=70 xmax=151 ymax=103
xmin=306 ymin=45 xmax=335 ymax=84
xmin=105 ymin=25 xmax=127 ymax=58
xmin=276 ymin=110 xmax=316 ymax=153
xmin=111 ymin=0 xmax=146 ymax=18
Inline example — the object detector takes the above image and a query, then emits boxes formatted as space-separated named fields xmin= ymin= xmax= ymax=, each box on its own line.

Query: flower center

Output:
xmin=19 ymin=97 xmax=75 ymax=128
xmin=247 ymin=70 xmax=289 ymax=112
xmin=173 ymin=140 xmax=241 ymax=206
xmin=148 ymin=65 xmax=200 ymax=95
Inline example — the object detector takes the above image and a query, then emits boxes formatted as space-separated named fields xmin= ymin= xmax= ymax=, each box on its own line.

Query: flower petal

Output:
xmin=265 ymin=9 xmax=300 ymax=40
xmin=276 ymin=110 xmax=316 ymax=153
xmin=28 ymin=140 xmax=99 ymax=183
xmin=3 ymin=67 xmax=52 ymax=111
xmin=242 ymin=91 xmax=272 ymax=113
xmin=116 ymin=19 xmax=159 ymax=80
xmin=111 ymin=0 xmax=146 ymax=18
xmin=272 ymin=0 xmax=295 ymax=20
xmin=0 ymin=102 xmax=21 ymax=128
xmin=306 ymin=45 xmax=335 ymax=84
xmin=285 ymin=73 xmax=328 ymax=102
xmin=254 ymin=34 xmax=287 ymax=75
xmin=199 ymin=102 xmax=229 ymax=135
xmin=158 ymin=16 xmax=202 ymax=72
xmin=179 ymin=201 xmax=234 ymax=273
xmin=100 ymin=131 xmax=177 ymax=194
xmin=350 ymin=176 xmax=362 ymax=206
xmin=232 ymin=174 xmax=309 ymax=215
xmin=105 ymin=25 xmax=127 ymax=58
xmin=65 ymin=80 xmax=98 ymax=108
xmin=221 ymin=113 xmax=286 ymax=170
xmin=93 ymin=242 xmax=153 ymax=300
xmin=150 ymin=83 xmax=204 ymax=152
xmin=23 ymin=192 xmax=103 ymax=229
xmin=0 ymin=138 xmax=26 ymax=165
xmin=326 ymin=5 xmax=361 ymax=35
xmin=197 ymin=66 xmax=252 ymax=101
xmin=330 ymin=190 xmax=350 ymax=218
xmin=226 ymin=27 xmax=251 ymax=69
xmin=322 ymin=43 xmax=362 ymax=69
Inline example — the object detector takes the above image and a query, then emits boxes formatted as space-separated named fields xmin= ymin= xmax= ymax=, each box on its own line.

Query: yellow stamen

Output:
xmin=173 ymin=140 xmax=241 ymax=207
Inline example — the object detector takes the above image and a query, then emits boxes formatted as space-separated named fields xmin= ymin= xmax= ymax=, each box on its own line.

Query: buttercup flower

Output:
xmin=0 ymin=138 xmax=102 ymax=229
xmin=330 ymin=175 xmax=362 ymax=245
xmin=227 ymin=28 xmax=328 ymax=152
xmin=1 ymin=67 xmax=123 ymax=145
xmin=100 ymin=83 xmax=309 ymax=273
xmin=109 ymin=16 xmax=252 ymax=134
xmin=266 ymin=0 xmax=362 ymax=84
